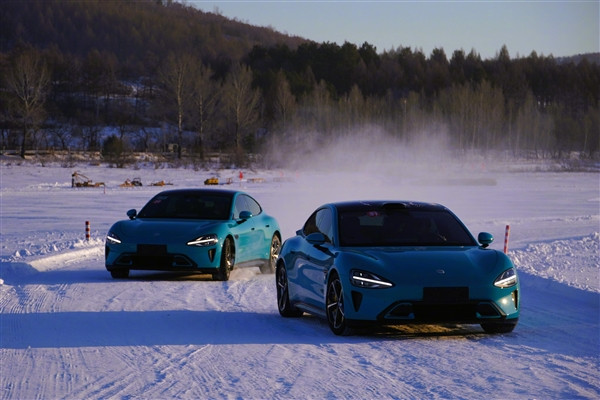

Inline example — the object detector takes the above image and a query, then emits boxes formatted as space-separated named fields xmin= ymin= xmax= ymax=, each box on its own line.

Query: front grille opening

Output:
xmin=385 ymin=303 xmax=414 ymax=319
xmin=115 ymin=253 xmax=197 ymax=269
xmin=172 ymin=256 xmax=193 ymax=267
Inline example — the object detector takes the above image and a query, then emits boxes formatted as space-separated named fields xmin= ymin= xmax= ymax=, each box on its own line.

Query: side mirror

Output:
xmin=127 ymin=209 xmax=137 ymax=220
xmin=238 ymin=210 xmax=253 ymax=221
xmin=306 ymin=232 xmax=327 ymax=245
xmin=478 ymin=232 xmax=494 ymax=248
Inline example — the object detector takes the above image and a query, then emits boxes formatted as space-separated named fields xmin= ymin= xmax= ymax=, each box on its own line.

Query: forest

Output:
xmin=1 ymin=0 xmax=598 ymax=165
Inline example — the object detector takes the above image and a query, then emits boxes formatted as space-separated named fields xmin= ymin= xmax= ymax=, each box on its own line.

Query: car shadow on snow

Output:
xmin=1 ymin=263 xmax=597 ymax=358
xmin=0 ymin=309 xmax=350 ymax=349
xmin=356 ymin=324 xmax=489 ymax=339
xmin=0 ymin=260 xmax=230 ymax=285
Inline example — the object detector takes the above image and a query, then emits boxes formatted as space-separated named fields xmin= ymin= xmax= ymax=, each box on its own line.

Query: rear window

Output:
xmin=338 ymin=208 xmax=476 ymax=247
xmin=138 ymin=192 xmax=232 ymax=220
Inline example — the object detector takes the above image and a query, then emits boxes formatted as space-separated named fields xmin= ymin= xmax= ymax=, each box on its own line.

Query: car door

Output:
xmin=293 ymin=207 xmax=335 ymax=308
xmin=230 ymin=194 xmax=259 ymax=263
xmin=240 ymin=194 xmax=271 ymax=260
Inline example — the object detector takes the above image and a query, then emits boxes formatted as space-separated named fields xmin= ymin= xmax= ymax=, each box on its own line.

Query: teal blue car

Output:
xmin=105 ymin=189 xmax=281 ymax=281
xmin=276 ymin=201 xmax=519 ymax=335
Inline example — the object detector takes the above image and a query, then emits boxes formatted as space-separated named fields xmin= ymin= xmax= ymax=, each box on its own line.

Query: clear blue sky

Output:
xmin=186 ymin=0 xmax=599 ymax=60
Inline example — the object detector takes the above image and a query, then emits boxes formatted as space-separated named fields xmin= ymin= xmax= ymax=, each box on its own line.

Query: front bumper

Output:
xmin=345 ymin=285 xmax=520 ymax=325
xmin=105 ymin=243 xmax=220 ymax=272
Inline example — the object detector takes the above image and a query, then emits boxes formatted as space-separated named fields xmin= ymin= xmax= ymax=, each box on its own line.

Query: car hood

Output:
xmin=343 ymin=246 xmax=500 ymax=286
xmin=113 ymin=219 xmax=227 ymax=243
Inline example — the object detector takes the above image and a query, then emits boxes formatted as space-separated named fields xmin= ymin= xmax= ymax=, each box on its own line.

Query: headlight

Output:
xmin=106 ymin=231 xmax=122 ymax=244
xmin=351 ymin=270 xmax=394 ymax=289
xmin=494 ymin=268 xmax=518 ymax=288
xmin=187 ymin=234 xmax=218 ymax=247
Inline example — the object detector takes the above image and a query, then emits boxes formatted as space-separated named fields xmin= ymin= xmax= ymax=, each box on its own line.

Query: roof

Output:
xmin=155 ymin=188 xmax=241 ymax=197
xmin=330 ymin=200 xmax=447 ymax=212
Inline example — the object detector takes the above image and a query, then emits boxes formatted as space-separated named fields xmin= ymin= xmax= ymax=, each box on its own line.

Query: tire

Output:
xmin=260 ymin=234 xmax=281 ymax=274
xmin=326 ymin=273 xmax=351 ymax=335
xmin=110 ymin=269 xmax=129 ymax=279
xmin=213 ymin=237 xmax=234 ymax=281
xmin=481 ymin=322 xmax=517 ymax=334
xmin=276 ymin=263 xmax=302 ymax=317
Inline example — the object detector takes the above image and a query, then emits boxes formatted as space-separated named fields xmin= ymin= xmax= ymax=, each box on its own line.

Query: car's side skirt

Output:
xmin=293 ymin=301 xmax=326 ymax=319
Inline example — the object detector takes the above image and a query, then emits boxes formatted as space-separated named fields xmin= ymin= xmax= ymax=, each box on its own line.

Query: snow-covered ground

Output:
xmin=1 ymin=155 xmax=599 ymax=399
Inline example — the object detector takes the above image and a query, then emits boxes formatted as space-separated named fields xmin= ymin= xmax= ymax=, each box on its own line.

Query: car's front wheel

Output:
xmin=260 ymin=234 xmax=281 ymax=274
xmin=276 ymin=263 xmax=302 ymax=317
xmin=326 ymin=273 xmax=351 ymax=335
xmin=213 ymin=237 xmax=234 ymax=281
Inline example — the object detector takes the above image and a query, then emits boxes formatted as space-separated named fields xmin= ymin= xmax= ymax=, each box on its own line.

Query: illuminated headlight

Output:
xmin=187 ymin=234 xmax=218 ymax=247
xmin=106 ymin=231 xmax=122 ymax=245
xmin=494 ymin=268 xmax=518 ymax=288
xmin=351 ymin=270 xmax=394 ymax=289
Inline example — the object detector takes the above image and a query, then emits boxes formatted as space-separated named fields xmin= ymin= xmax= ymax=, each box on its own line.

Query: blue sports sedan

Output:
xmin=276 ymin=201 xmax=520 ymax=335
xmin=105 ymin=189 xmax=281 ymax=280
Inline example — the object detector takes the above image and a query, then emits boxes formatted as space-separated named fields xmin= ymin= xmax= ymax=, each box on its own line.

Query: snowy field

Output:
xmin=1 ymin=153 xmax=599 ymax=399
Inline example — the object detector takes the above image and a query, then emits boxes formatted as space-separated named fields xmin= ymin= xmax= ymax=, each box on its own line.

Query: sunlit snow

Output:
xmin=1 ymin=151 xmax=599 ymax=399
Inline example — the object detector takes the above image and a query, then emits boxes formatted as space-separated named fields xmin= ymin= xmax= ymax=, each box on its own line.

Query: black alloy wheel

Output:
xmin=276 ymin=264 xmax=302 ymax=317
xmin=326 ymin=274 xmax=351 ymax=335
xmin=260 ymin=234 xmax=281 ymax=274
xmin=214 ymin=237 xmax=234 ymax=281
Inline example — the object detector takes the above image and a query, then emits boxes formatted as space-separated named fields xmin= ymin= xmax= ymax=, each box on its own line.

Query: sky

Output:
xmin=186 ymin=0 xmax=599 ymax=59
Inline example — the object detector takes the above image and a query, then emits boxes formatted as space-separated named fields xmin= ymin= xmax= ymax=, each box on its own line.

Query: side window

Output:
xmin=234 ymin=194 xmax=262 ymax=219
xmin=233 ymin=196 xmax=246 ymax=219
xmin=302 ymin=211 xmax=319 ymax=236
xmin=303 ymin=208 xmax=333 ymax=243
xmin=243 ymin=195 xmax=262 ymax=216
xmin=315 ymin=208 xmax=333 ymax=243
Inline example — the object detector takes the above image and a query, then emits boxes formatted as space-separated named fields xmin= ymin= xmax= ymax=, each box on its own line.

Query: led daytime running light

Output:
xmin=106 ymin=232 xmax=121 ymax=244
xmin=351 ymin=270 xmax=394 ymax=289
xmin=494 ymin=268 xmax=517 ymax=288
xmin=187 ymin=235 xmax=218 ymax=247
xmin=352 ymin=275 xmax=393 ymax=287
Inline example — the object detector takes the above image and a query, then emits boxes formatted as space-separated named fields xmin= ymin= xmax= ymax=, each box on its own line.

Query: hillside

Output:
xmin=0 ymin=0 xmax=306 ymax=77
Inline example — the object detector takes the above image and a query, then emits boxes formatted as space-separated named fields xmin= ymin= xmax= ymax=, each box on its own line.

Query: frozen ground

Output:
xmin=0 ymin=156 xmax=599 ymax=399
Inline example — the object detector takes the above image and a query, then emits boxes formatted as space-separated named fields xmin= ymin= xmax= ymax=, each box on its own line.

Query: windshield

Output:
xmin=338 ymin=208 xmax=476 ymax=247
xmin=137 ymin=192 xmax=233 ymax=220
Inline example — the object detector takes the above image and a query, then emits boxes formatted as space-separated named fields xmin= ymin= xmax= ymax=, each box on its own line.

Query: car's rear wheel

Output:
xmin=326 ymin=273 xmax=351 ymax=335
xmin=260 ymin=234 xmax=281 ymax=274
xmin=481 ymin=322 xmax=517 ymax=334
xmin=276 ymin=263 xmax=302 ymax=317
xmin=110 ymin=269 xmax=129 ymax=279
xmin=213 ymin=237 xmax=234 ymax=281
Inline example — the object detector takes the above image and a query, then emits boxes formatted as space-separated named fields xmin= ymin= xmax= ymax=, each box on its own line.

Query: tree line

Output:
xmin=0 ymin=0 xmax=598 ymax=164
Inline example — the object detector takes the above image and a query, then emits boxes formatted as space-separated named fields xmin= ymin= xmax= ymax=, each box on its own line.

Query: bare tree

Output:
xmin=223 ymin=63 xmax=261 ymax=158
xmin=4 ymin=48 xmax=50 ymax=158
xmin=273 ymin=70 xmax=296 ymax=134
xmin=191 ymin=62 xmax=218 ymax=159
xmin=158 ymin=52 xmax=197 ymax=158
